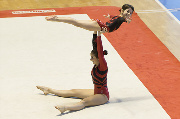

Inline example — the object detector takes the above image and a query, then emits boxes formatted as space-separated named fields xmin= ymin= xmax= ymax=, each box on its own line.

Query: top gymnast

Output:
xmin=45 ymin=4 xmax=134 ymax=33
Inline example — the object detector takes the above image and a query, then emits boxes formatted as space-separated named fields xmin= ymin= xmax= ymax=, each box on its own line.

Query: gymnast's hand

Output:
xmin=103 ymin=14 xmax=110 ymax=18
xmin=125 ymin=16 xmax=132 ymax=24
xmin=45 ymin=15 xmax=58 ymax=21
xmin=100 ymin=27 xmax=108 ymax=33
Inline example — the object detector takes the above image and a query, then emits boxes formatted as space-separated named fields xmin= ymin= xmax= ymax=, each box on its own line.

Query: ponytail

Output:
xmin=91 ymin=49 xmax=108 ymax=58
xmin=103 ymin=50 xmax=108 ymax=55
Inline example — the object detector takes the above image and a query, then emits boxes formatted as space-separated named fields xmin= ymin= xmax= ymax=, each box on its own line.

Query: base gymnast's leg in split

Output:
xmin=36 ymin=86 xmax=108 ymax=113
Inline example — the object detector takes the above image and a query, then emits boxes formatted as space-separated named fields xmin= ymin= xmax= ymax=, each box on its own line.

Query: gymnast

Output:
xmin=36 ymin=31 xmax=109 ymax=113
xmin=45 ymin=4 xmax=134 ymax=33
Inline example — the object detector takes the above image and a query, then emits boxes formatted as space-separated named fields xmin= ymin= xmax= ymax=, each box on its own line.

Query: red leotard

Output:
xmin=91 ymin=36 xmax=109 ymax=100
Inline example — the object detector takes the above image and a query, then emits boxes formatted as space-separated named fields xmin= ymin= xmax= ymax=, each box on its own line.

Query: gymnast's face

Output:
xmin=121 ymin=8 xmax=133 ymax=19
xmin=90 ymin=53 xmax=99 ymax=66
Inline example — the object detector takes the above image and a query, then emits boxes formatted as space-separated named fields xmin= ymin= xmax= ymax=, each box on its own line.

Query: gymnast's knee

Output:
xmin=80 ymin=100 xmax=90 ymax=107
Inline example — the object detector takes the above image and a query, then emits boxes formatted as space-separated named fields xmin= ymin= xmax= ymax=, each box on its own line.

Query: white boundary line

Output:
xmin=155 ymin=0 xmax=180 ymax=24
xmin=136 ymin=10 xmax=179 ymax=13
xmin=136 ymin=8 xmax=180 ymax=11
xmin=136 ymin=8 xmax=180 ymax=13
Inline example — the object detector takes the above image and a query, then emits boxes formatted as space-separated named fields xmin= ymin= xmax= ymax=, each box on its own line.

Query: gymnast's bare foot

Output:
xmin=55 ymin=105 xmax=66 ymax=113
xmin=36 ymin=86 xmax=50 ymax=95
xmin=45 ymin=15 xmax=58 ymax=21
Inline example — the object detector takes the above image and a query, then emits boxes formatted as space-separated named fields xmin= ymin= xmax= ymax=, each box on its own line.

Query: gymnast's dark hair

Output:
xmin=120 ymin=4 xmax=134 ymax=12
xmin=91 ymin=49 xmax=108 ymax=58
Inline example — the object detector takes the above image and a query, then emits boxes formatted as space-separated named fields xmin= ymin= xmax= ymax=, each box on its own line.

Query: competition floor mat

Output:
xmin=0 ymin=6 xmax=179 ymax=119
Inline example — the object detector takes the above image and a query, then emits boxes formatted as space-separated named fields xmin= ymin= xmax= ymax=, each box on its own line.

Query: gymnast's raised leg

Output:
xmin=45 ymin=16 xmax=101 ymax=31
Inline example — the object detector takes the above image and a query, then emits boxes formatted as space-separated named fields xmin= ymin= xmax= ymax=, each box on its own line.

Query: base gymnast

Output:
xmin=45 ymin=4 xmax=134 ymax=33
xmin=37 ymin=31 xmax=109 ymax=113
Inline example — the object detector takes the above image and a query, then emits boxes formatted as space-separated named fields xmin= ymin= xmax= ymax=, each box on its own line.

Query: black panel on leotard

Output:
xmin=106 ymin=16 xmax=126 ymax=32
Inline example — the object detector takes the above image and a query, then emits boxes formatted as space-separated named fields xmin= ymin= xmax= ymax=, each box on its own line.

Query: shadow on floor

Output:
xmin=109 ymin=96 xmax=153 ymax=103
